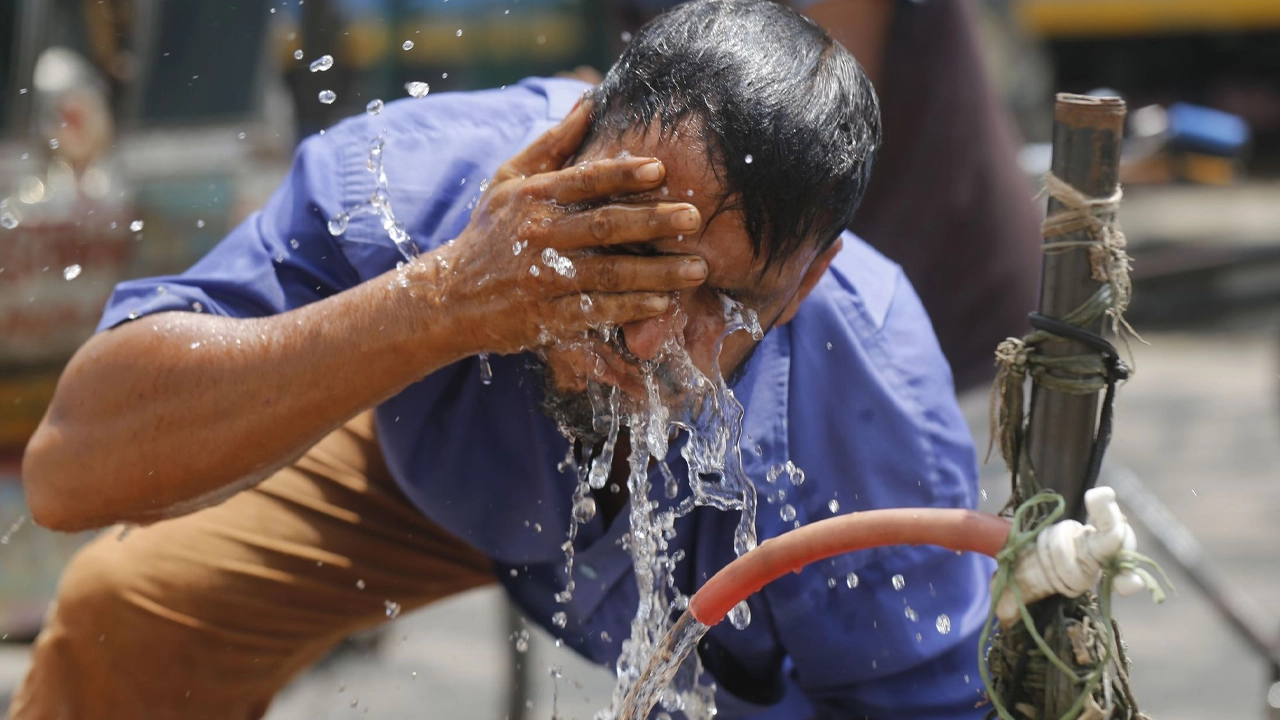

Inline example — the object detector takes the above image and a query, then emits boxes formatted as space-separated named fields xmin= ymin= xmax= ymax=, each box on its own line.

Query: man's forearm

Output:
xmin=22 ymin=260 xmax=462 ymax=532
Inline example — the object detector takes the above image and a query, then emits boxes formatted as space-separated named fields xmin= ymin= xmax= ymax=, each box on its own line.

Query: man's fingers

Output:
xmin=549 ymin=292 xmax=672 ymax=332
xmin=571 ymin=254 xmax=707 ymax=293
xmin=527 ymin=157 xmax=668 ymax=205
xmin=548 ymin=202 xmax=701 ymax=249
xmin=501 ymin=96 xmax=595 ymax=179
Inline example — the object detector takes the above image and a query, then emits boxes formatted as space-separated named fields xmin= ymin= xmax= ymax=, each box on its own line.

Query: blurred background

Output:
xmin=0 ymin=0 xmax=1278 ymax=718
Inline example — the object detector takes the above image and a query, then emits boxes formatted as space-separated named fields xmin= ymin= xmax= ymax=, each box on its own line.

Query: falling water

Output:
xmin=541 ymin=295 xmax=767 ymax=720
xmin=326 ymin=130 xmax=495 ymax=385
xmin=615 ymin=610 xmax=710 ymax=720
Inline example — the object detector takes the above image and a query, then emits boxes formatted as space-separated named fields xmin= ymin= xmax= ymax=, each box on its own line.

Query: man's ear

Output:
xmin=774 ymin=237 xmax=843 ymax=327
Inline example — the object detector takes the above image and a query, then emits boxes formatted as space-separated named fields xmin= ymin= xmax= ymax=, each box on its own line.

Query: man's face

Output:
xmin=537 ymin=123 xmax=828 ymax=439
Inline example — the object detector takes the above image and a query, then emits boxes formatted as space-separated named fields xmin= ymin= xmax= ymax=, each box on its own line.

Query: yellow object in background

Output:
xmin=1017 ymin=0 xmax=1280 ymax=38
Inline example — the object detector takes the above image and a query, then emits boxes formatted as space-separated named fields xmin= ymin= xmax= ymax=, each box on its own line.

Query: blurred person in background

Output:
xmin=0 ymin=46 xmax=132 ymax=388
xmin=603 ymin=0 xmax=1044 ymax=391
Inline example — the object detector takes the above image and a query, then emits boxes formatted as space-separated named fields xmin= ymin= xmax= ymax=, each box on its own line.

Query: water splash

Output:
xmin=0 ymin=199 xmax=21 ymax=229
xmin=615 ymin=611 xmax=711 ymax=720
xmin=309 ymin=54 xmax=333 ymax=72
xmin=548 ymin=295 xmax=767 ymax=720
xmin=405 ymin=81 xmax=430 ymax=99
xmin=328 ymin=132 xmax=420 ymax=264
xmin=0 ymin=515 xmax=26 ymax=545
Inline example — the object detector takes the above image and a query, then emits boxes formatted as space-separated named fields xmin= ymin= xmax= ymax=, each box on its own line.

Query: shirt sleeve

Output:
xmin=96 ymin=132 xmax=361 ymax=331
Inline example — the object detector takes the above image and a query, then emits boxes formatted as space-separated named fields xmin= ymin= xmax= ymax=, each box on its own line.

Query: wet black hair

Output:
xmin=585 ymin=0 xmax=881 ymax=272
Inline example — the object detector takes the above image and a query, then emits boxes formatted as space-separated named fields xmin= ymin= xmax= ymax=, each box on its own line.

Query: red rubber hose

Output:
xmin=688 ymin=508 xmax=1013 ymax=626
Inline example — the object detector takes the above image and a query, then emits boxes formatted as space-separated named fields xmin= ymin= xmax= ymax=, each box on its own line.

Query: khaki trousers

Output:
xmin=10 ymin=412 xmax=494 ymax=719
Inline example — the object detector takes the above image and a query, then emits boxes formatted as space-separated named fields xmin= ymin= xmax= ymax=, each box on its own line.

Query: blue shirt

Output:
xmin=98 ymin=77 xmax=994 ymax=719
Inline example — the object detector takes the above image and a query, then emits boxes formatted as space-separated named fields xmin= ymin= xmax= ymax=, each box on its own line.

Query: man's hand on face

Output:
xmin=430 ymin=96 xmax=709 ymax=356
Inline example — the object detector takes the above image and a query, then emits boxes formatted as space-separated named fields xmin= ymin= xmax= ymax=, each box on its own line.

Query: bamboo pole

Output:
xmin=1026 ymin=93 xmax=1127 ymax=522
xmin=1025 ymin=93 xmax=1126 ymax=719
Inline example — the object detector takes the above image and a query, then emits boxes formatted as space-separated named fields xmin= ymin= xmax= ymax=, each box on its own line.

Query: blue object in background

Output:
xmin=1165 ymin=102 xmax=1250 ymax=157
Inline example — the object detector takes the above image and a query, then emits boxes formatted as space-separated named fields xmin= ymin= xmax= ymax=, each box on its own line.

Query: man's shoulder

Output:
xmin=323 ymin=76 xmax=588 ymax=153
xmin=804 ymin=231 xmax=908 ymax=336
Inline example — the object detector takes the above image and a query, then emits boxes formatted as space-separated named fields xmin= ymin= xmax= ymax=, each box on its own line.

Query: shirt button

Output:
xmin=579 ymin=563 xmax=599 ymax=580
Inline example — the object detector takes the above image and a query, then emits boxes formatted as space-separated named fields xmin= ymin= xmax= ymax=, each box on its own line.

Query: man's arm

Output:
xmin=23 ymin=98 xmax=709 ymax=531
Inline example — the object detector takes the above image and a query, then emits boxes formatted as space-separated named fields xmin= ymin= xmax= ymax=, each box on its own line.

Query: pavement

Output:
xmin=1 ymin=320 xmax=1278 ymax=719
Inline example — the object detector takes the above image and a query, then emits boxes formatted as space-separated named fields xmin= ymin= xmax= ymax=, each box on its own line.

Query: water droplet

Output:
xmin=293 ymin=49 xmax=304 ymax=60
xmin=828 ymin=499 xmax=840 ymax=513
xmin=980 ymin=488 xmax=989 ymax=501
xmin=130 ymin=220 xmax=144 ymax=232
xmin=600 ymin=631 xmax=611 ymax=642
xmin=552 ymin=611 xmax=567 ymax=628
xmin=366 ymin=99 xmax=383 ymax=115
xmin=402 ymin=40 xmax=414 ymax=50
xmin=580 ymin=294 xmax=593 ymax=314
xmin=196 ymin=219 xmax=205 ymax=228
xmin=533 ymin=523 xmax=542 ymax=533
xmin=49 ymin=138 xmax=60 ymax=150
xmin=327 ymin=213 xmax=349 ymax=236
xmin=827 ymin=577 xmax=837 ymax=588
xmin=455 ymin=28 xmax=463 ymax=37
xmin=189 ymin=341 xmax=201 ymax=349
xmin=62 ymin=264 xmax=82 ymax=280
xmin=846 ymin=572 xmax=859 ymax=588
xmin=621 ymin=31 xmax=633 ymax=42
xmin=826 ymin=342 xmax=833 ymax=350
xmin=192 ymin=301 xmax=203 ymax=313
xmin=384 ymin=600 xmax=401 ymax=618
xmin=515 ymin=630 xmax=530 ymax=653
xmin=779 ymin=504 xmax=796 ymax=522
xmin=790 ymin=467 xmax=805 ymax=486
xmin=289 ymin=238 xmax=300 ymax=249
xmin=892 ymin=574 xmax=905 ymax=591
xmin=935 ymin=613 xmax=951 ymax=634
xmin=529 ymin=265 xmax=540 ymax=277
xmin=405 ymin=81 xmax=430 ymax=98
xmin=904 ymin=606 xmax=918 ymax=622
xmin=728 ymin=600 xmax=751 ymax=630
xmin=0 ymin=200 xmax=20 ymax=229
xmin=744 ymin=154 xmax=753 ymax=164
xmin=573 ymin=496 xmax=596 ymax=523
xmin=309 ymin=54 xmax=333 ymax=72
xmin=477 ymin=352 xmax=493 ymax=385
xmin=355 ymin=579 xmax=366 ymax=590
xmin=317 ymin=89 xmax=336 ymax=105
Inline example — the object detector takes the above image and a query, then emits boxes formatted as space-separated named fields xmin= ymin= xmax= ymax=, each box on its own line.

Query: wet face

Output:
xmin=537 ymin=123 xmax=838 ymax=439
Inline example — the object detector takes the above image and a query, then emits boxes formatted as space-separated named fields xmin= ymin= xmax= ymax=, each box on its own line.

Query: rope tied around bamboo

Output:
xmin=988 ymin=172 xmax=1140 ymax=502
xmin=980 ymin=171 xmax=1169 ymax=720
